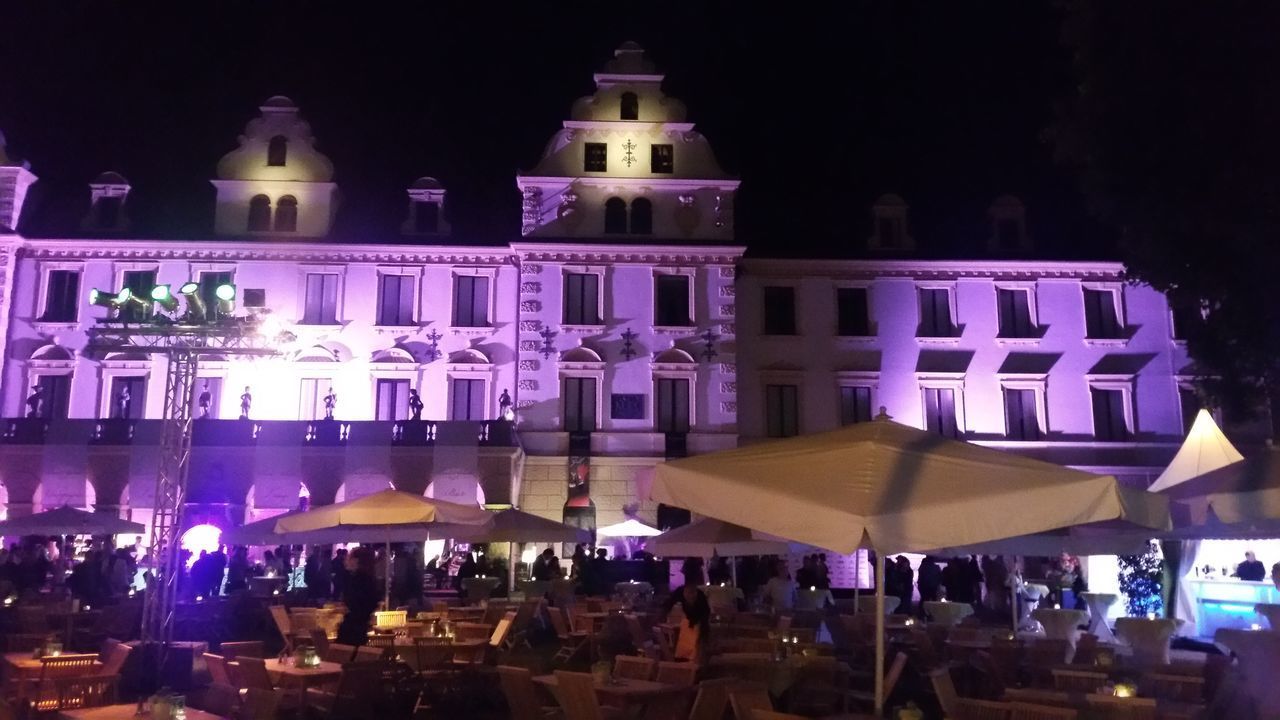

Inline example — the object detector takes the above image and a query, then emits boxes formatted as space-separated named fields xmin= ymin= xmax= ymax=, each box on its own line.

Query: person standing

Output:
xmin=337 ymin=548 xmax=379 ymax=646
xmin=589 ymin=548 xmax=611 ymax=596
xmin=763 ymin=560 xmax=796 ymax=613
xmin=1237 ymin=551 xmax=1266 ymax=581
xmin=226 ymin=547 xmax=249 ymax=593
xmin=680 ymin=557 xmax=706 ymax=588
xmin=330 ymin=549 xmax=349 ymax=600
xmin=895 ymin=556 xmax=914 ymax=614
xmin=663 ymin=583 xmax=712 ymax=662
xmin=918 ymin=556 xmax=942 ymax=605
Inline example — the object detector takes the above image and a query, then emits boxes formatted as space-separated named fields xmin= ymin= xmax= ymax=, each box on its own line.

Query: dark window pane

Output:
xmin=1179 ymin=387 xmax=1201 ymax=434
xmin=303 ymin=274 xmax=338 ymax=324
xmin=651 ymin=144 xmax=673 ymax=173
xmin=924 ymin=387 xmax=959 ymax=438
xmin=630 ymin=198 xmax=653 ymax=234
xmin=35 ymin=374 xmax=71 ymax=420
xmin=267 ymin=136 xmax=288 ymax=166
xmin=621 ymin=92 xmax=639 ymax=120
xmin=1004 ymin=388 xmax=1041 ymax=440
xmin=376 ymin=379 xmax=410 ymax=421
xmin=414 ymin=201 xmax=439 ymax=233
xmin=450 ymin=378 xmax=485 ymax=421
xmin=198 ymin=272 xmax=234 ymax=316
xmin=96 ymin=197 xmax=122 ymax=228
xmin=247 ymin=195 xmax=271 ymax=232
xmin=840 ymin=386 xmax=872 ymax=425
xmin=42 ymin=270 xmax=80 ymax=322
xmin=604 ymin=197 xmax=627 ymax=234
xmin=655 ymin=275 xmax=691 ymax=326
xmin=119 ymin=270 xmax=156 ymax=322
xmin=918 ymin=288 xmax=955 ymax=337
xmin=452 ymin=276 xmax=489 ymax=327
xmin=564 ymin=377 xmax=598 ymax=432
xmin=997 ymin=288 xmax=1035 ymax=338
xmin=109 ymin=376 xmax=146 ymax=420
xmin=762 ymin=286 xmax=796 ymax=335
xmin=765 ymin=384 xmax=799 ymax=438
xmin=1084 ymin=289 xmax=1122 ymax=338
xmin=585 ymin=143 xmax=608 ymax=172
xmin=656 ymin=378 xmax=690 ymax=432
xmin=836 ymin=288 xmax=870 ymax=336
xmin=1091 ymin=387 xmax=1130 ymax=441
xmin=274 ymin=196 xmax=298 ymax=232
xmin=377 ymin=275 xmax=415 ymax=326
xmin=564 ymin=273 xmax=600 ymax=325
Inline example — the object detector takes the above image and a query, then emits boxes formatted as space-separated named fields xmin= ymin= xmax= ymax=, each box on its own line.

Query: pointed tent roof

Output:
xmin=649 ymin=517 xmax=791 ymax=557
xmin=652 ymin=420 xmax=1169 ymax=554
xmin=1147 ymin=409 xmax=1244 ymax=493
xmin=596 ymin=518 xmax=662 ymax=538
xmin=451 ymin=509 xmax=590 ymax=544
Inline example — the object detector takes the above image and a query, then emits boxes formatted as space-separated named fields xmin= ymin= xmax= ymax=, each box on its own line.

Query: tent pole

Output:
xmin=1011 ymin=556 xmax=1019 ymax=634
xmin=875 ymin=551 xmax=885 ymax=715
xmin=730 ymin=557 xmax=738 ymax=587
xmin=385 ymin=540 xmax=391 ymax=610
xmin=509 ymin=541 xmax=516 ymax=594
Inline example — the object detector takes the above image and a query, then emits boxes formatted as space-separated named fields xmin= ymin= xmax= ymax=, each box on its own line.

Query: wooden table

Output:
xmin=533 ymin=674 xmax=690 ymax=713
xmin=58 ymin=705 xmax=228 ymax=720
xmin=265 ymin=658 xmax=343 ymax=719
xmin=3 ymin=652 xmax=104 ymax=697
xmin=1003 ymin=687 xmax=1203 ymax=719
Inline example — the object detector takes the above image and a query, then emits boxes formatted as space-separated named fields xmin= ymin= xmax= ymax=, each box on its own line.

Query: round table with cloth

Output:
xmin=855 ymin=595 xmax=900 ymax=615
xmin=1079 ymin=593 xmax=1119 ymax=642
xmin=796 ymin=587 xmax=834 ymax=611
xmin=1114 ymin=617 xmax=1183 ymax=666
xmin=922 ymin=600 xmax=974 ymax=626
xmin=1032 ymin=608 xmax=1087 ymax=649
xmin=1215 ymin=628 xmax=1280 ymax=720
xmin=702 ymin=585 xmax=745 ymax=612
xmin=1255 ymin=603 xmax=1280 ymax=631
xmin=615 ymin=581 xmax=653 ymax=607
xmin=1018 ymin=583 xmax=1050 ymax=631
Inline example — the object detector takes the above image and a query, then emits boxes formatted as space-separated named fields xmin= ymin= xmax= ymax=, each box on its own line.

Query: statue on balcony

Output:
xmin=116 ymin=386 xmax=132 ymax=419
xmin=25 ymin=385 xmax=42 ymax=418
xmin=239 ymin=386 xmax=252 ymax=420
xmin=408 ymin=389 xmax=423 ymax=421
xmin=499 ymin=388 xmax=514 ymax=422
xmin=323 ymin=387 xmax=337 ymax=420
xmin=198 ymin=381 xmax=212 ymax=419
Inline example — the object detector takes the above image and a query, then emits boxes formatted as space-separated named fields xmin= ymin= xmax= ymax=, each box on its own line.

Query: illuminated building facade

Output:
xmin=0 ymin=44 xmax=1231 ymax=545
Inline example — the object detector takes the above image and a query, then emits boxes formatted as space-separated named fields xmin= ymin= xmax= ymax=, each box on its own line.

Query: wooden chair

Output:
xmin=929 ymin=667 xmax=960 ymax=718
xmin=310 ymin=628 xmax=331 ymax=657
xmin=688 ymin=678 xmax=736 ymax=720
xmin=26 ymin=654 xmax=100 ymax=701
xmin=34 ymin=674 xmax=117 ymax=713
xmin=1050 ymin=669 xmax=1108 ymax=693
xmin=99 ymin=642 xmax=131 ymax=677
xmin=550 ymin=608 xmax=588 ymax=665
xmin=1007 ymin=702 xmax=1077 ymax=720
xmin=489 ymin=611 xmax=518 ymax=659
xmin=269 ymin=605 xmax=294 ymax=653
xmin=324 ymin=643 xmax=356 ymax=664
xmin=1141 ymin=672 xmax=1205 ymax=703
xmin=750 ymin=712 xmax=805 ymax=720
xmin=305 ymin=662 xmax=383 ymax=719
xmin=232 ymin=657 xmax=276 ymax=691
xmin=1084 ymin=694 xmax=1156 ymax=720
xmin=0 ymin=698 xmax=15 ymax=720
xmin=846 ymin=651 xmax=908 ymax=710
xmin=613 ymin=655 xmax=656 ymax=681
xmin=1069 ymin=634 xmax=1098 ymax=665
xmin=365 ymin=634 xmax=396 ymax=654
xmin=221 ymin=640 xmax=266 ymax=662
xmin=655 ymin=660 xmax=698 ymax=687
xmin=497 ymin=665 xmax=562 ymax=720
xmin=955 ymin=698 xmax=1012 ymax=720
xmin=455 ymin=622 xmax=492 ymax=642
xmin=240 ymin=687 xmax=282 ymax=720
xmin=203 ymin=653 xmax=234 ymax=686
xmin=194 ymin=683 xmax=240 ymax=717
xmin=552 ymin=670 xmax=621 ymax=720
xmin=353 ymin=646 xmax=383 ymax=663
xmin=775 ymin=615 xmax=792 ymax=634
xmin=728 ymin=683 xmax=774 ymax=719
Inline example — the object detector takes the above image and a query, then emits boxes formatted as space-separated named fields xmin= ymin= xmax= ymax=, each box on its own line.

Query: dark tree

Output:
xmin=1053 ymin=1 xmax=1280 ymax=426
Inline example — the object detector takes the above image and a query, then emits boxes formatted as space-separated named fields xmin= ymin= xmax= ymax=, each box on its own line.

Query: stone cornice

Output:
xmin=18 ymin=238 xmax=514 ymax=265
xmin=510 ymin=242 xmax=745 ymax=266
xmin=740 ymin=258 xmax=1127 ymax=281
xmin=516 ymin=175 xmax=740 ymax=190
xmin=562 ymin=120 xmax=696 ymax=133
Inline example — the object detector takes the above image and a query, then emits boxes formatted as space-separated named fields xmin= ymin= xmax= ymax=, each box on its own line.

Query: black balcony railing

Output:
xmin=0 ymin=418 xmax=519 ymax=448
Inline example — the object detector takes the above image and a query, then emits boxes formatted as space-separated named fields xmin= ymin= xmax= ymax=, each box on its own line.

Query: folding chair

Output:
xmin=613 ymin=655 xmax=655 ymax=681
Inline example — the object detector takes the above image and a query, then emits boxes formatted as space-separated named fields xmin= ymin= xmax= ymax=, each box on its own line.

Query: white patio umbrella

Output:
xmin=450 ymin=509 xmax=591 ymax=591
xmin=1148 ymin=409 xmax=1244 ymax=493
xmin=649 ymin=517 xmax=791 ymax=587
xmin=651 ymin=418 xmax=1171 ymax=714
xmin=0 ymin=506 xmax=145 ymax=536
xmin=274 ymin=489 xmax=493 ymax=606
xmin=595 ymin=518 xmax=662 ymax=538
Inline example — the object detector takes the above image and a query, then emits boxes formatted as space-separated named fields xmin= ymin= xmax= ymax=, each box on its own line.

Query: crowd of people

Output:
xmin=0 ymin=538 xmax=141 ymax=605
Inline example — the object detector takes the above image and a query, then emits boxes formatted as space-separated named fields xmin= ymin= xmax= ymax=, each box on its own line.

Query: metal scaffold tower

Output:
xmin=87 ymin=318 xmax=282 ymax=643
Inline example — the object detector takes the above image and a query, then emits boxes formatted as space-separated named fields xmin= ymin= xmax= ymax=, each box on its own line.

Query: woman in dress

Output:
xmin=336 ymin=547 xmax=379 ymax=646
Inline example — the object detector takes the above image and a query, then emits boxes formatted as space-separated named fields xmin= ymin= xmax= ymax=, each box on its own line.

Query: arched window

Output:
xmin=620 ymin=92 xmax=639 ymax=120
xmin=630 ymin=198 xmax=653 ymax=234
xmin=604 ymin=197 xmax=627 ymax=234
xmin=267 ymin=135 xmax=288 ymax=166
xmin=247 ymin=195 xmax=272 ymax=231
xmin=274 ymin=195 xmax=298 ymax=232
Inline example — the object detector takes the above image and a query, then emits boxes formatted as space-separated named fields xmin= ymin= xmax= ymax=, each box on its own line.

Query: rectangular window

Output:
xmin=376 ymin=379 xmax=411 ymax=421
xmin=837 ymin=287 xmax=870 ymax=336
xmin=996 ymin=288 xmax=1036 ymax=338
xmin=302 ymin=273 xmax=339 ymax=325
xmin=840 ymin=386 xmax=873 ymax=426
xmin=1083 ymin=288 xmax=1123 ymax=339
xmin=651 ymin=144 xmax=674 ymax=173
xmin=1170 ymin=302 xmax=1200 ymax=341
xmin=1090 ymin=387 xmax=1130 ymax=441
xmin=449 ymin=378 xmax=486 ymax=421
xmin=376 ymin=275 xmax=416 ymax=326
xmin=610 ymin=393 xmax=645 ymax=420
xmin=584 ymin=143 xmax=607 ymax=172
xmin=762 ymin=286 xmax=796 ymax=335
xmin=192 ymin=377 xmax=223 ymax=419
xmin=41 ymin=270 xmax=80 ymax=322
xmin=918 ymin=288 xmax=956 ymax=337
xmin=118 ymin=270 xmax=156 ymax=323
xmin=765 ymin=384 xmax=799 ymax=438
xmin=109 ymin=376 xmax=147 ymax=420
xmin=655 ymin=275 xmax=691 ymax=327
xmin=1003 ymin=388 xmax=1041 ymax=440
xmin=198 ymin=271 xmax=234 ymax=314
xmin=35 ymin=375 xmax=71 ymax=420
xmin=656 ymin=378 xmax=690 ymax=433
xmin=298 ymin=378 xmax=326 ymax=421
xmin=452 ymin=275 xmax=490 ymax=327
xmin=563 ymin=273 xmax=600 ymax=325
xmin=1178 ymin=386 xmax=1201 ymax=434
xmin=563 ymin=377 xmax=598 ymax=432
xmin=923 ymin=387 xmax=959 ymax=438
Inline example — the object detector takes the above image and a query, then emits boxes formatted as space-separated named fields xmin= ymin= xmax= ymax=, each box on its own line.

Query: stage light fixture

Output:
xmin=214 ymin=283 xmax=236 ymax=315
xmin=150 ymin=285 xmax=179 ymax=312
xmin=178 ymin=281 xmax=206 ymax=321
xmin=88 ymin=289 xmax=116 ymax=308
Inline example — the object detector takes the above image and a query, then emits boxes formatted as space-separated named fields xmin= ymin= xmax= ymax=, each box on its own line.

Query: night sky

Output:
xmin=0 ymin=2 xmax=1109 ymax=258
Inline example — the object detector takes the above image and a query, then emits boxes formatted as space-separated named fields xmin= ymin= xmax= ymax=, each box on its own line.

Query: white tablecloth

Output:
xmin=1079 ymin=592 xmax=1118 ymax=642
xmin=923 ymin=601 xmax=973 ymax=626
xmin=1114 ymin=617 xmax=1182 ymax=665
xmin=1032 ymin=608 xmax=1087 ymax=648
xmin=796 ymin=588 xmax=833 ymax=611
xmin=855 ymin=595 xmax=900 ymax=615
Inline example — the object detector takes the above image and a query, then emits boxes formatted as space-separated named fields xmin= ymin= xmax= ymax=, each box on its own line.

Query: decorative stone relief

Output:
xmin=719 ymin=304 xmax=735 ymax=317
xmin=521 ymin=187 xmax=542 ymax=236
xmin=720 ymin=323 xmax=735 ymax=335
xmin=678 ymin=194 xmax=696 ymax=208
xmin=720 ymin=363 xmax=736 ymax=376
xmin=720 ymin=382 xmax=737 ymax=394
xmin=518 ymin=359 xmax=539 ymax=371
xmin=520 ymin=300 xmax=542 ymax=313
xmin=519 ymin=340 xmax=541 ymax=352
xmin=520 ymin=282 xmax=541 ymax=294
xmin=718 ymin=285 xmax=735 ymax=297
xmin=720 ymin=401 xmax=737 ymax=413
xmin=518 ymin=379 xmax=538 ymax=391
xmin=518 ymin=320 xmax=542 ymax=333
xmin=520 ymin=263 xmax=542 ymax=276
xmin=718 ymin=266 xmax=735 ymax=278
xmin=516 ymin=399 xmax=536 ymax=409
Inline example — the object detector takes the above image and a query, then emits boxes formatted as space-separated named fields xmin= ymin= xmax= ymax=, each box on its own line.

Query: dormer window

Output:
xmin=96 ymin=196 xmax=122 ymax=229
xmin=988 ymin=195 xmax=1028 ymax=253
xmin=604 ymin=197 xmax=627 ymax=234
xmin=274 ymin=195 xmax=298 ymax=232
xmin=267 ymin=135 xmax=288 ymax=166
xmin=870 ymin=194 xmax=912 ymax=251
xmin=414 ymin=200 xmax=440 ymax=233
xmin=84 ymin=172 xmax=131 ymax=232
xmin=248 ymin=195 xmax=272 ymax=232
xmin=620 ymin=92 xmax=639 ymax=120
xmin=584 ymin=143 xmax=608 ymax=172
xmin=651 ymin=144 xmax=674 ymax=174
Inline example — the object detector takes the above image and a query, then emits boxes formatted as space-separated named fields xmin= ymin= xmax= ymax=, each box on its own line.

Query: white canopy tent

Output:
xmin=595 ymin=518 xmax=662 ymax=538
xmin=1149 ymin=409 xmax=1244 ymax=493
xmin=651 ymin=419 xmax=1171 ymax=713
xmin=649 ymin=517 xmax=790 ymax=558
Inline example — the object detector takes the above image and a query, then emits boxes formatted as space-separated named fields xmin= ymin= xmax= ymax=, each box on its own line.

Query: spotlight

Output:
xmin=88 ymin=289 xmax=116 ymax=308
xmin=114 ymin=287 xmax=133 ymax=305
xmin=150 ymin=284 xmax=178 ymax=312
xmin=179 ymin=281 xmax=206 ymax=322
xmin=214 ymin=283 xmax=235 ymax=315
